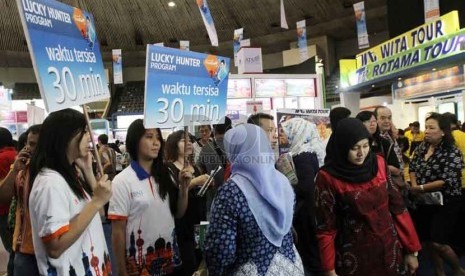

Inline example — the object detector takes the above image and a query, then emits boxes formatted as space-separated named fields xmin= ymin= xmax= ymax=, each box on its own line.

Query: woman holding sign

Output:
xmin=28 ymin=108 xmax=113 ymax=275
xmin=165 ymin=130 xmax=209 ymax=276
xmin=109 ymin=119 xmax=191 ymax=276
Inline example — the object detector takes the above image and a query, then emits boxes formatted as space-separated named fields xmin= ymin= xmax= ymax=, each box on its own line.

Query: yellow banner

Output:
xmin=339 ymin=59 xmax=357 ymax=88
xmin=356 ymin=11 xmax=460 ymax=68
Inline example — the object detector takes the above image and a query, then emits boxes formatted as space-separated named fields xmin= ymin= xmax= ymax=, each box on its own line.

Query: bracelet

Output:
xmin=420 ymin=185 xmax=424 ymax=192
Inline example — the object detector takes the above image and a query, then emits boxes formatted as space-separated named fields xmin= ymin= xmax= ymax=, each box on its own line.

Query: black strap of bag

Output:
xmin=212 ymin=139 xmax=228 ymax=169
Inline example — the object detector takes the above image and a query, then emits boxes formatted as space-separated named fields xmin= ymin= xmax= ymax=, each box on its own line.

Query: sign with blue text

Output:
xmin=144 ymin=45 xmax=230 ymax=128
xmin=16 ymin=0 xmax=110 ymax=112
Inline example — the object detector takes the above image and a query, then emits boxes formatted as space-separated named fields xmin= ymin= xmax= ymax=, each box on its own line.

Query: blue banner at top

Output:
xmin=17 ymin=0 xmax=110 ymax=112
xmin=144 ymin=45 xmax=230 ymax=128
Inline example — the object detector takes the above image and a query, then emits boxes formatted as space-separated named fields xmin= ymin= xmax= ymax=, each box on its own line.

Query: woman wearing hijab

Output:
xmin=281 ymin=118 xmax=325 ymax=167
xmin=205 ymin=124 xmax=303 ymax=275
xmin=315 ymin=118 xmax=421 ymax=276
xmin=280 ymin=117 xmax=325 ymax=275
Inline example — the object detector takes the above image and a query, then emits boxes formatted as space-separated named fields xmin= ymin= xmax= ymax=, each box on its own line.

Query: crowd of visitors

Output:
xmin=0 ymin=106 xmax=464 ymax=276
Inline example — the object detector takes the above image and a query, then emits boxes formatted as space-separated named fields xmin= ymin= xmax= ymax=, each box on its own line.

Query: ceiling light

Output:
xmin=168 ymin=1 xmax=175 ymax=7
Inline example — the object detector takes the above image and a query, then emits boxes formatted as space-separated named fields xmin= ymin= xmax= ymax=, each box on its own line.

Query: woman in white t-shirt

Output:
xmin=28 ymin=108 xmax=112 ymax=275
xmin=109 ymin=119 xmax=191 ymax=276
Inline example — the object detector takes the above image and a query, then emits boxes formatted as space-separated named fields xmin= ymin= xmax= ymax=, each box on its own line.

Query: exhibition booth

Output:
xmin=339 ymin=11 xmax=465 ymax=129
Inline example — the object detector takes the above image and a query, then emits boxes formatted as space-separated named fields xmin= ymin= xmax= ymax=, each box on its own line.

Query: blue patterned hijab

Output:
xmin=224 ymin=124 xmax=294 ymax=247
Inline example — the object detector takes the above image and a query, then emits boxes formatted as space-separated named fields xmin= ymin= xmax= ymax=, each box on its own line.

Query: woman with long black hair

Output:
xmin=165 ymin=130 xmax=209 ymax=275
xmin=29 ymin=108 xmax=112 ymax=275
xmin=109 ymin=119 xmax=191 ymax=276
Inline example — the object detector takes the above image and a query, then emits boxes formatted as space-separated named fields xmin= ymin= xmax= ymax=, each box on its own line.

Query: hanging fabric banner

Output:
xmin=296 ymin=20 xmax=308 ymax=62
xmin=180 ymin=40 xmax=190 ymax=51
xmin=196 ymin=0 xmax=219 ymax=46
xmin=280 ymin=0 xmax=289 ymax=29
xmin=354 ymin=1 xmax=370 ymax=49
xmin=424 ymin=0 xmax=440 ymax=22
xmin=112 ymin=49 xmax=123 ymax=84
xmin=233 ymin=28 xmax=243 ymax=67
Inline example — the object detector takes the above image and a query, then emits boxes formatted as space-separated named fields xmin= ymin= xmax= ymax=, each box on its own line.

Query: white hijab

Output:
xmin=281 ymin=118 xmax=326 ymax=167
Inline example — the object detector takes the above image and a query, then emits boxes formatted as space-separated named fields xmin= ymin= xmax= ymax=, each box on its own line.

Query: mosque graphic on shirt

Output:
xmin=126 ymin=228 xmax=180 ymax=275
xmin=45 ymin=246 xmax=112 ymax=276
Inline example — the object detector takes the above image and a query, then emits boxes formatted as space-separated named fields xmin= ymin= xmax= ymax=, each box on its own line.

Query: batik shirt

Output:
xmin=205 ymin=182 xmax=304 ymax=276
xmin=315 ymin=156 xmax=421 ymax=275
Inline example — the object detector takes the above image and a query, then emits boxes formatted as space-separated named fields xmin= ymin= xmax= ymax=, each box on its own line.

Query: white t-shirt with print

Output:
xmin=108 ymin=164 xmax=180 ymax=275
xmin=29 ymin=169 xmax=111 ymax=276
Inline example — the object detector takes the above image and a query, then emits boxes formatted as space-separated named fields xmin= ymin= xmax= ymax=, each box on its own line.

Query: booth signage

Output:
xmin=393 ymin=65 xmax=465 ymax=99
xmin=16 ymin=0 xmax=110 ymax=112
xmin=144 ymin=45 xmax=230 ymax=128
xmin=356 ymin=11 xmax=460 ymax=68
xmin=341 ymin=11 xmax=465 ymax=88
xmin=356 ymin=29 xmax=465 ymax=84
xmin=276 ymin=108 xmax=330 ymax=155
xmin=237 ymin=47 xmax=263 ymax=74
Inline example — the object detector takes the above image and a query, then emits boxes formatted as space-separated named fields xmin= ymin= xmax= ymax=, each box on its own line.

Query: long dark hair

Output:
xmin=29 ymin=109 xmax=92 ymax=199
xmin=125 ymin=119 xmax=172 ymax=200
xmin=165 ymin=130 xmax=194 ymax=164
xmin=426 ymin=112 xmax=455 ymax=148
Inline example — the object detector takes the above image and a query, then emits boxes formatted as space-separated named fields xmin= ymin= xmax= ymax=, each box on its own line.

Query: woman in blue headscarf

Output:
xmin=205 ymin=124 xmax=303 ymax=275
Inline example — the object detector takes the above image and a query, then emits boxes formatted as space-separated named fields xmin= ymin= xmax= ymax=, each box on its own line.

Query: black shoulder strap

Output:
xmin=212 ymin=139 xmax=228 ymax=168
xmin=386 ymin=142 xmax=394 ymax=161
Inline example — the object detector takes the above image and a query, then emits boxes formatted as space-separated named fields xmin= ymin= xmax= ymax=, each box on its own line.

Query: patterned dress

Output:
xmin=205 ymin=182 xmax=304 ymax=276
xmin=315 ymin=156 xmax=420 ymax=275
